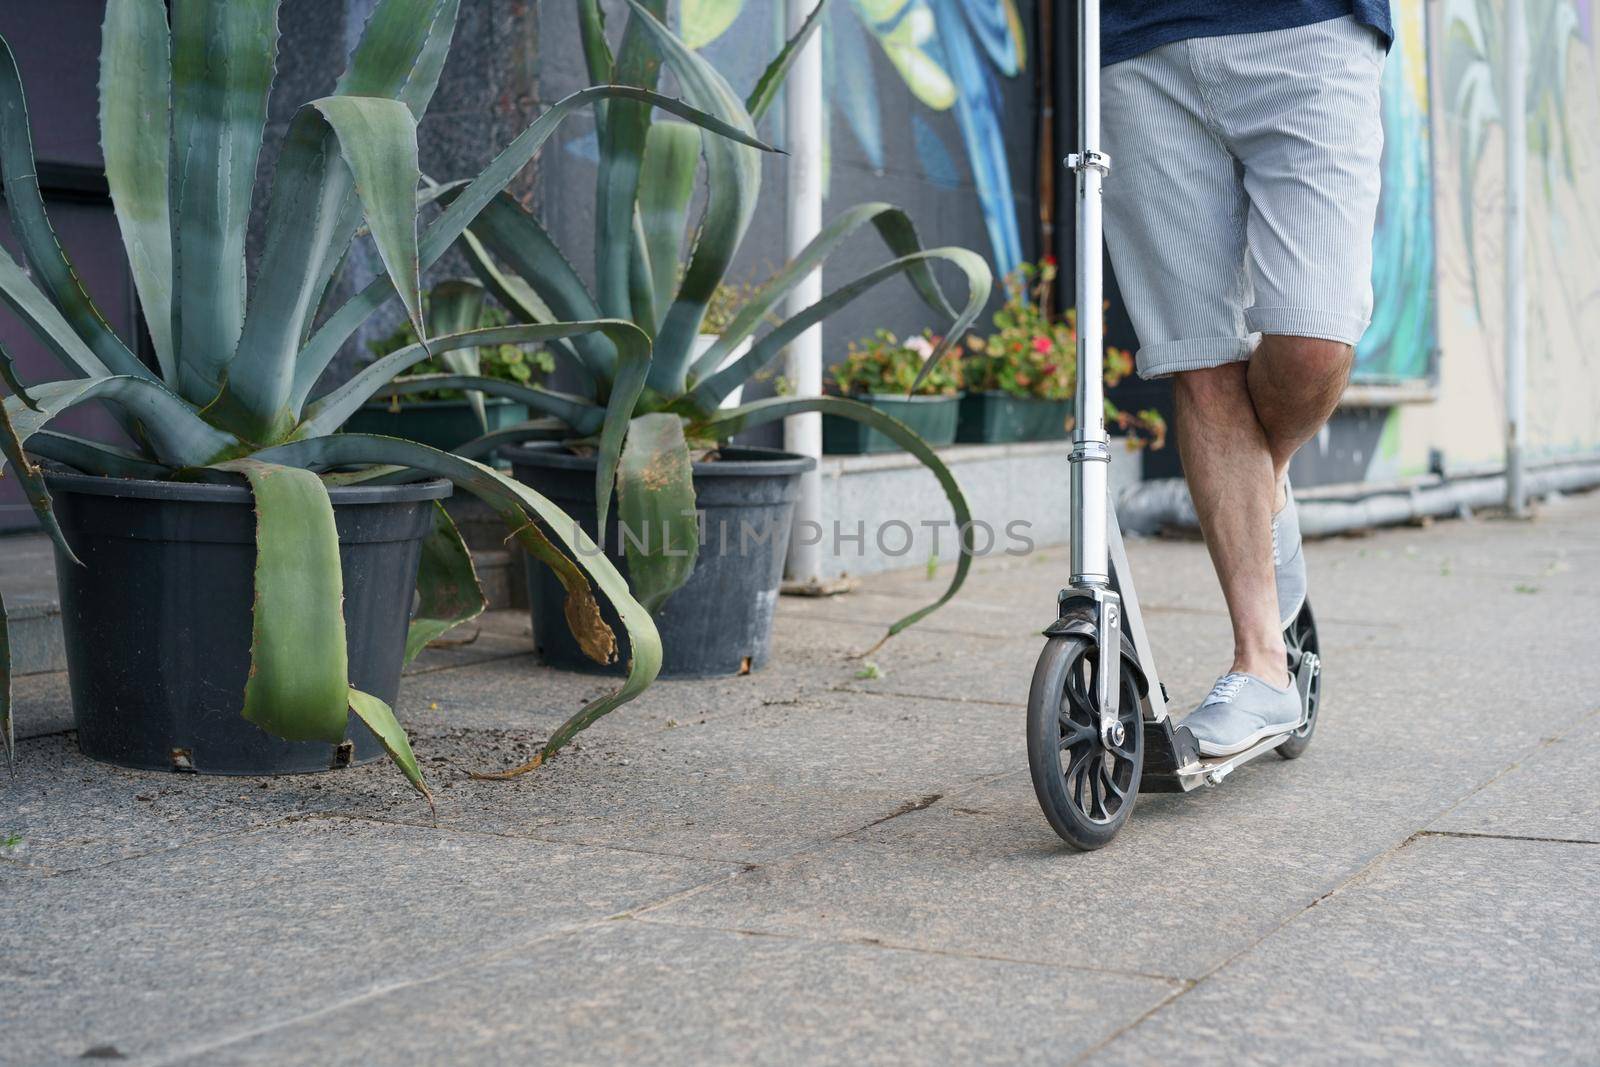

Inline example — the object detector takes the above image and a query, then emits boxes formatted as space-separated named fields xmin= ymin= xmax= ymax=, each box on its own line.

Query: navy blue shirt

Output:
xmin=1102 ymin=2 xmax=1393 ymax=66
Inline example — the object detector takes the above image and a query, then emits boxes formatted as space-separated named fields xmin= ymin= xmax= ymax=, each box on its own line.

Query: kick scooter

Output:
xmin=1025 ymin=0 xmax=1323 ymax=850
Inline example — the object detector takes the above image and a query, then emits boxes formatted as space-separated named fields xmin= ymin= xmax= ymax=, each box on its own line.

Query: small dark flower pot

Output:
xmin=342 ymin=396 xmax=532 ymax=454
xmin=45 ymin=471 xmax=451 ymax=775
xmin=821 ymin=393 xmax=963 ymax=455
xmin=956 ymin=392 xmax=1074 ymax=443
xmin=504 ymin=443 xmax=814 ymax=678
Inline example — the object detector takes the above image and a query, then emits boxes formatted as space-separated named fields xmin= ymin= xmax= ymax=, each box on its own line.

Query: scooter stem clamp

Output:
xmin=1065 ymin=150 xmax=1111 ymax=175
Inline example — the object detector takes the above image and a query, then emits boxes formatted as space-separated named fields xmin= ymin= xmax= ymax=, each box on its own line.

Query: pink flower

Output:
xmin=904 ymin=334 xmax=935 ymax=360
xmin=1032 ymin=336 xmax=1052 ymax=354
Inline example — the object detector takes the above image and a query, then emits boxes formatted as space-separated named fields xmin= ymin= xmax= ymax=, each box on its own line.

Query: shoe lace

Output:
xmin=1203 ymin=673 xmax=1249 ymax=707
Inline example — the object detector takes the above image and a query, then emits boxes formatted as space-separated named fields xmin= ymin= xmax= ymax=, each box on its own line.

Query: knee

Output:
xmin=1258 ymin=335 xmax=1353 ymax=386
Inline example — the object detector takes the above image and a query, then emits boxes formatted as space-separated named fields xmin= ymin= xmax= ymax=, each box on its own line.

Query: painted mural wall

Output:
xmin=1383 ymin=0 xmax=1600 ymax=475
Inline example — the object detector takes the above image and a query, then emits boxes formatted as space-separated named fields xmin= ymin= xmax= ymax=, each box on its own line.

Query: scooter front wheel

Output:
xmin=1027 ymin=634 xmax=1143 ymax=850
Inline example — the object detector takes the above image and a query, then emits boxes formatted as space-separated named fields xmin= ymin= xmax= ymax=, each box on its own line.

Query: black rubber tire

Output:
xmin=1027 ymin=634 xmax=1143 ymax=850
xmin=1277 ymin=599 xmax=1322 ymax=760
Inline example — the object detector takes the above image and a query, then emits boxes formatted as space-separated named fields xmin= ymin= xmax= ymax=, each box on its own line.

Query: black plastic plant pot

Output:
xmin=342 ymin=396 xmax=535 ymax=454
xmin=956 ymin=392 xmax=1073 ymax=443
xmin=821 ymin=393 xmax=962 ymax=455
xmin=44 ymin=471 xmax=452 ymax=775
xmin=504 ymin=444 xmax=815 ymax=678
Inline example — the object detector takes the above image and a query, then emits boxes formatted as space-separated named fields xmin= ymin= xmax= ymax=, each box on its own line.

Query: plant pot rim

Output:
xmin=357 ymin=395 xmax=525 ymax=412
xmin=965 ymin=390 xmax=1072 ymax=402
xmin=839 ymin=391 xmax=964 ymax=403
xmin=42 ymin=469 xmax=453 ymax=506
xmin=504 ymin=442 xmax=816 ymax=478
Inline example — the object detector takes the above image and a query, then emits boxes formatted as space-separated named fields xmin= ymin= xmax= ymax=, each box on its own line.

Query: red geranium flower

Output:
xmin=1032 ymin=336 xmax=1052 ymax=354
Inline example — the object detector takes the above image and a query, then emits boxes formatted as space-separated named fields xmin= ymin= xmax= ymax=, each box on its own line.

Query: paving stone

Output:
xmin=179 ymin=918 xmax=1180 ymax=1067
xmin=316 ymin=689 xmax=1024 ymax=864
xmin=1093 ymin=835 xmax=1600 ymax=1065
xmin=644 ymin=615 xmax=1589 ymax=979
xmin=1429 ymin=711 xmax=1600 ymax=843
xmin=1 ymin=819 xmax=733 ymax=1065
xmin=0 ymin=733 xmax=332 ymax=872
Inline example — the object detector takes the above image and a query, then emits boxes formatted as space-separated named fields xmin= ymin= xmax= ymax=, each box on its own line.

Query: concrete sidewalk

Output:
xmin=4 ymin=492 xmax=1598 ymax=1065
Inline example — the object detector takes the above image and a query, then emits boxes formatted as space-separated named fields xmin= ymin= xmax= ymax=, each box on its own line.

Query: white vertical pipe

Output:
xmin=1504 ymin=0 xmax=1528 ymax=517
xmin=783 ymin=0 xmax=825 ymax=581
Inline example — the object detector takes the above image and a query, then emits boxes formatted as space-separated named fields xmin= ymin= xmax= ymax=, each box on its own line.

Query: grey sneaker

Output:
xmin=1182 ymin=672 xmax=1302 ymax=757
xmin=1274 ymin=482 xmax=1306 ymax=629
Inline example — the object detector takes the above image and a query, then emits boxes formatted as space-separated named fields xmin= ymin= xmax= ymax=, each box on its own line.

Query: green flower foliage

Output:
xmin=962 ymin=258 xmax=1166 ymax=447
xmin=830 ymin=329 xmax=965 ymax=397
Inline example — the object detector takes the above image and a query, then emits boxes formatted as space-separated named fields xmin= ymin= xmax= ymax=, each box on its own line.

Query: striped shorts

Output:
xmin=1101 ymin=15 xmax=1388 ymax=380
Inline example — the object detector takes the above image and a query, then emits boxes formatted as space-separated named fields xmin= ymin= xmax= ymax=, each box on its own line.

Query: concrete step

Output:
xmin=1 ymin=534 xmax=67 ymax=676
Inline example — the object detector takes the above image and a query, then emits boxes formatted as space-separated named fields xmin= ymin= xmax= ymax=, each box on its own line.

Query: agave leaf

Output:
xmin=616 ymin=413 xmax=697 ymax=614
xmin=628 ymin=210 xmax=658 ymax=334
xmin=309 ymin=96 xmax=427 ymax=348
xmin=694 ymin=396 xmax=972 ymax=643
xmin=745 ymin=0 xmax=832 ymax=123
xmin=686 ymin=202 xmax=955 ymax=384
xmin=0 ymin=35 xmax=148 ymax=385
xmin=404 ymin=501 xmax=485 ymax=663
xmin=0 ymin=383 xmax=77 ymax=564
xmin=3 ymin=376 xmax=238 ymax=470
xmin=452 ymin=418 xmax=571 ymax=461
xmin=168 ymin=0 xmax=279 ymax=402
xmin=252 ymin=434 xmax=664 ymax=768
xmin=297 ymin=321 xmax=638 ymax=438
xmin=576 ymin=0 xmax=615 ymax=98
xmin=458 ymin=228 xmax=590 ymax=391
xmin=23 ymin=431 xmax=172 ymax=480
xmin=0 ymin=225 xmax=129 ymax=384
xmin=224 ymin=0 xmax=460 ymax=432
xmin=595 ymin=0 xmax=667 ymax=322
xmin=316 ymin=0 xmax=460 ymax=304
xmin=292 ymin=84 xmax=776 ymax=411
xmin=97 ymin=0 xmax=177 ymax=381
xmin=428 ymin=279 xmax=489 ymax=429
xmin=348 ymin=687 xmax=432 ymax=808
xmin=686 ymin=246 xmax=991 ymax=412
xmin=219 ymin=459 xmax=351 ymax=744
xmin=457 ymin=191 xmax=613 ymax=379
xmin=637 ymin=122 xmax=700 ymax=331
xmin=623 ymin=0 xmax=763 ymax=395
xmin=0 ymin=341 xmax=38 ymax=410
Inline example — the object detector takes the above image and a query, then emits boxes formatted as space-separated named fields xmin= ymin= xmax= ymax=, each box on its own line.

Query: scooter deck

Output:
xmin=1139 ymin=718 xmax=1302 ymax=792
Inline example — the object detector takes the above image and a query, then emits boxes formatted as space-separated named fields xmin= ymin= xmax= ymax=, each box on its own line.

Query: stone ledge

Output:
xmin=814 ymin=438 xmax=1143 ymax=580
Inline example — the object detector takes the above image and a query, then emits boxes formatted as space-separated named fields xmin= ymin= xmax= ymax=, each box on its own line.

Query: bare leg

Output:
xmin=1247 ymin=335 xmax=1354 ymax=508
xmin=1175 ymin=334 xmax=1353 ymax=685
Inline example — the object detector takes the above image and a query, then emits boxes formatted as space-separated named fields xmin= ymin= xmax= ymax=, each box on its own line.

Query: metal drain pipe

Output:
xmin=1116 ymin=453 xmax=1600 ymax=539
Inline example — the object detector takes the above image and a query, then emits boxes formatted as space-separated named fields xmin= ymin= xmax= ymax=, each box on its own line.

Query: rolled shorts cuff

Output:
xmin=1244 ymin=306 xmax=1369 ymax=346
xmin=1135 ymin=336 xmax=1256 ymax=380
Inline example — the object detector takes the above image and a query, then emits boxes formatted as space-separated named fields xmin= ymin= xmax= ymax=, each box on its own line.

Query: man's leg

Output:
xmin=1249 ymin=335 xmax=1354 ymax=508
xmin=1176 ymin=334 xmax=1352 ymax=687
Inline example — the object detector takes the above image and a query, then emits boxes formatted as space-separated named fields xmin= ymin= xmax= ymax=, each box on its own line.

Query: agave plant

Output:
xmin=418 ymin=0 xmax=992 ymax=635
xmin=0 ymin=0 xmax=775 ymax=797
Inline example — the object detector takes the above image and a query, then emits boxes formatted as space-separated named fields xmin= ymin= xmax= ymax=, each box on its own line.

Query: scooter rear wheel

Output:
xmin=1276 ymin=599 xmax=1322 ymax=760
xmin=1027 ymin=635 xmax=1143 ymax=850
